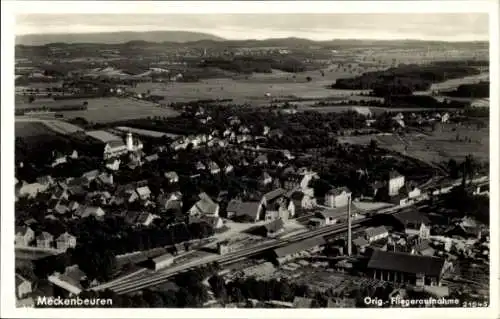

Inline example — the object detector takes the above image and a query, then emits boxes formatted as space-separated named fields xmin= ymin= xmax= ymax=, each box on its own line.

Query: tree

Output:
xmin=306 ymin=76 xmax=312 ymax=82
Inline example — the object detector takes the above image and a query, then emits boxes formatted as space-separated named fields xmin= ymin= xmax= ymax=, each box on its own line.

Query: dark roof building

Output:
xmin=367 ymin=250 xmax=446 ymax=286
xmin=273 ymin=236 xmax=326 ymax=260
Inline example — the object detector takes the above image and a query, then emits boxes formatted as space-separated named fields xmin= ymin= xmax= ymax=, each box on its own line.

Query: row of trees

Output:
xmin=332 ymin=62 xmax=482 ymax=96
xmin=30 ymin=214 xmax=215 ymax=281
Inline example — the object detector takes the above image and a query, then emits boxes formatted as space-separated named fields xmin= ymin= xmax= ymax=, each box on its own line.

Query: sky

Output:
xmin=16 ymin=13 xmax=489 ymax=42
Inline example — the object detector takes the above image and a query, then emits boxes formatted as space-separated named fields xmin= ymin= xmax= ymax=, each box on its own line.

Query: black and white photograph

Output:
xmin=1 ymin=1 xmax=498 ymax=318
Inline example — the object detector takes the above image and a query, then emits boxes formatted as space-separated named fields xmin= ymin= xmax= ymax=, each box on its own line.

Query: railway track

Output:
xmin=93 ymin=176 xmax=489 ymax=295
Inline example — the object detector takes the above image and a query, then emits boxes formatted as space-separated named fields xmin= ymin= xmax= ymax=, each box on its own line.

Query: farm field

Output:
xmin=133 ymin=69 xmax=371 ymax=104
xmin=15 ymin=121 xmax=57 ymax=138
xmin=16 ymin=97 xmax=180 ymax=123
xmin=16 ymin=118 xmax=84 ymax=136
xmin=338 ymin=122 xmax=489 ymax=163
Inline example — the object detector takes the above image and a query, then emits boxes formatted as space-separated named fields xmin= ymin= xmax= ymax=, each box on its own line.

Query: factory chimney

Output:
xmin=347 ymin=194 xmax=352 ymax=256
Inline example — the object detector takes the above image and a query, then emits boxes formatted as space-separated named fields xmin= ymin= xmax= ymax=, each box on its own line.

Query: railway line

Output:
xmin=93 ymin=176 xmax=488 ymax=295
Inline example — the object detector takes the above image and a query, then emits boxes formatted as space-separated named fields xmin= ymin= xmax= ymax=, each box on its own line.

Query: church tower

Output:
xmin=126 ymin=132 xmax=134 ymax=151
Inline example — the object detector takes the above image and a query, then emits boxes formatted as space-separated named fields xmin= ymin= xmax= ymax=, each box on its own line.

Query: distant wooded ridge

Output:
xmin=16 ymin=30 xmax=489 ymax=47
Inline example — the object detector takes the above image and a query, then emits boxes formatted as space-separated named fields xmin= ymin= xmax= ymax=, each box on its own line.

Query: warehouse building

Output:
xmin=366 ymin=250 xmax=446 ymax=287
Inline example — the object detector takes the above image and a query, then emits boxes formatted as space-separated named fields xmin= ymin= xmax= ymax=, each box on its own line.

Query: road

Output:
xmin=93 ymin=175 xmax=488 ymax=295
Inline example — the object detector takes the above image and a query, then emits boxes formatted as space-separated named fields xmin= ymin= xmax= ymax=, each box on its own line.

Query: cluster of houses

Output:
xmin=15 ymin=225 xmax=76 ymax=251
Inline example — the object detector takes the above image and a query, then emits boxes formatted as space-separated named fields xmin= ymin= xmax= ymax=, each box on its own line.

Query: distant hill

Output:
xmin=15 ymin=31 xmax=225 ymax=46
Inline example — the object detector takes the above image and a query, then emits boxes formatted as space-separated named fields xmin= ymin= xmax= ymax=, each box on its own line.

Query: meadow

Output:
xmin=16 ymin=96 xmax=180 ymax=123
xmin=338 ymin=122 xmax=489 ymax=164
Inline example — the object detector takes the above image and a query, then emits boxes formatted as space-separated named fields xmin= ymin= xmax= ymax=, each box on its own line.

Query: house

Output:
xmin=254 ymin=154 xmax=268 ymax=165
xmin=16 ymin=274 xmax=32 ymax=299
xmin=157 ymin=191 xmax=183 ymax=212
xmin=105 ymin=158 xmax=121 ymax=171
xmin=15 ymin=226 xmax=35 ymax=246
xmin=260 ymin=172 xmax=273 ymax=185
xmin=388 ymin=170 xmax=405 ymax=197
xmin=76 ymin=206 xmax=105 ymax=218
xmin=290 ymin=191 xmax=316 ymax=210
xmin=68 ymin=201 xmax=80 ymax=212
xmin=51 ymin=152 xmax=67 ymax=167
xmin=164 ymin=171 xmax=179 ymax=183
xmin=36 ymin=232 xmax=54 ymax=249
xmin=134 ymin=186 xmax=151 ymax=201
xmin=325 ymin=186 xmax=351 ymax=208
xmin=226 ymin=200 xmax=262 ymax=222
xmin=264 ymin=200 xmax=295 ymax=221
xmin=135 ymin=212 xmax=159 ymax=227
xmin=293 ymin=297 xmax=314 ymax=308
xmin=352 ymin=237 xmax=370 ymax=254
xmin=151 ymin=253 xmax=175 ymax=271
xmin=53 ymin=202 xmax=69 ymax=215
xmin=224 ymin=164 xmax=234 ymax=174
xmin=392 ymin=209 xmax=431 ymax=238
xmin=273 ymin=236 xmax=326 ymax=264
xmin=56 ymin=232 xmax=77 ymax=251
xmin=81 ymin=169 xmax=100 ymax=182
xmin=189 ymin=193 xmax=220 ymax=217
xmin=208 ymin=161 xmax=221 ymax=174
xmin=366 ymin=250 xmax=446 ymax=287
xmin=196 ymin=161 xmax=207 ymax=171
xmin=364 ymin=226 xmax=389 ymax=243
xmin=256 ymin=218 xmax=285 ymax=237
xmin=144 ymin=153 xmax=159 ymax=163
xmin=69 ymin=150 xmax=79 ymax=159
xmin=36 ymin=175 xmax=54 ymax=187
xmin=17 ymin=182 xmax=48 ymax=199
xmin=67 ymin=185 xmax=87 ymax=198
xmin=51 ymin=185 xmax=70 ymax=201
xmin=411 ymin=239 xmax=435 ymax=257
xmin=310 ymin=207 xmax=348 ymax=227
xmin=260 ymin=188 xmax=287 ymax=208
xmin=97 ymin=172 xmax=114 ymax=186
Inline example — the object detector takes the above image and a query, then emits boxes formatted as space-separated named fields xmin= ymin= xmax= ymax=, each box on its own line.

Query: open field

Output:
xmin=16 ymin=118 xmax=84 ymax=136
xmin=338 ymin=122 xmax=489 ymax=163
xmin=133 ymin=69 xmax=371 ymax=104
xmin=16 ymin=96 xmax=180 ymax=123
xmin=15 ymin=121 xmax=57 ymax=138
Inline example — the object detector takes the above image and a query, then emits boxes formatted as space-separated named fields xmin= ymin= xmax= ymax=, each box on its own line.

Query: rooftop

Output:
xmin=274 ymin=236 xmax=326 ymax=258
xmin=86 ymin=130 xmax=122 ymax=143
xmin=367 ymin=250 xmax=445 ymax=277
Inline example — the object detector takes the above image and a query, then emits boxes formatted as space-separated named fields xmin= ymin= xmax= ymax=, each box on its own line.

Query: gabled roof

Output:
xmin=81 ymin=169 xmax=100 ymax=180
xmin=263 ymin=188 xmax=286 ymax=203
xmin=353 ymin=237 xmax=369 ymax=247
xmin=145 ymin=154 xmax=159 ymax=162
xmin=227 ymin=200 xmax=261 ymax=220
xmin=37 ymin=232 xmax=53 ymax=240
xmin=274 ymin=236 xmax=326 ymax=258
xmin=164 ymin=171 xmax=179 ymax=180
xmin=254 ymin=154 xmax=268 ymax=163
xmin=367 ymin=250 xmax=445 ymax=277
xmin=393 ymin=209 xmax=430 ymax=226
xmin=16 ymin=274 xmax=30 ymax=286
xmin=76 ymin=206 xmax=104 ymax=218
xmin=136 ymin=212 xmax=155 ymax=225
xmin=388 ymin=170 xmax=403 ymax=179
xmin=327 ymin=186 xmax=351 ymax=196
xmin=136 ymin=186 xmax=151 ymax=197
xmin=316 ymin=206 xmax=348 ymax=220
xmin=57 ymin=232 xmax=76 ymax=241
xmin=15 ymin=226 xmax=33 ymax=236
xmin=365 ymin=226 xmax=388 ymax=238
xmin=54 ymin=203 xmax=69 ymax=215
xmin=193 ymin=193 xmax=219 ymax=216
